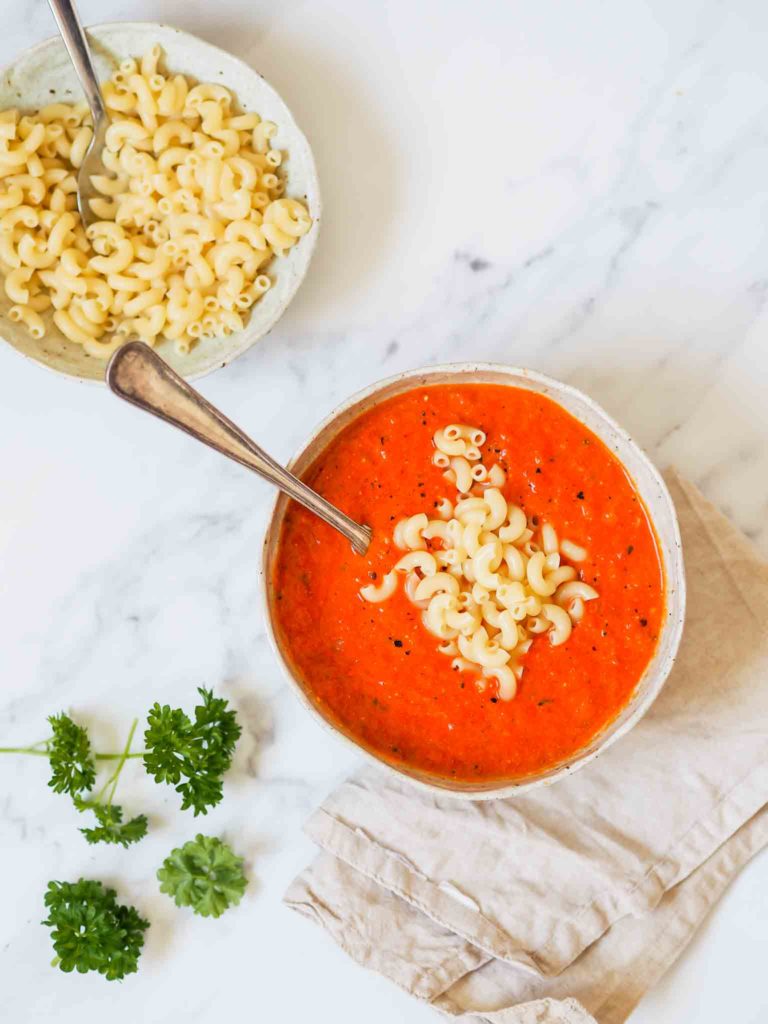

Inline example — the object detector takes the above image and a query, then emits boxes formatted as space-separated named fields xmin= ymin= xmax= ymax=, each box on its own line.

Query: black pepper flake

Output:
xmin=404 ymin=650 xmax=411 ymax=656
xmin=640 ymin=618 xmax=648 ymax=627
xmin=592 ymin=645 xmax=597 ymax=651
xmin=627 ymin=545 xmax=634 ymax=554
xmin=535 ymin=467 xmax=542 ymax=474
xmin=537 ymin=698 xmax=553 ymax=706
xmin=368 ymin=571 xmax=377 ymax=580
xmin=460 ymin=683 xmax=465 ymax=689
xmin=490 ymin=697 xmax=498 ymax=704
xmin=531 ymin=515 xmax=539 ymax=525
xmin=393 ymin=639 xmax=403 ymax=647
xmin=389 ymin=514 xmax=395 ymax=521
xmin=391 ymin=745 xmax=399 ymax=753
xmin=576 ymin=491 xmax=585 ymax=500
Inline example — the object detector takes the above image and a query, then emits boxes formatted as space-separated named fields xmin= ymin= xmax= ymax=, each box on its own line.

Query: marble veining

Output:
xmin=2 ymin=2 xmax=768 ymax=1022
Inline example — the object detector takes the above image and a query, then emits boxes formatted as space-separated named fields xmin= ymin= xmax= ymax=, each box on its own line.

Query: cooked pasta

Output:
xmin=360 ymin=423 xmax=600 ymax=700
xmin=0 ymin=46 xmax=312 ymax=356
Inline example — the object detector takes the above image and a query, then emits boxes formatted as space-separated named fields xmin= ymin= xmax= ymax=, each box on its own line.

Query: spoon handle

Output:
xmin=47 ymin=0 xmax=108 ymax=125
xmin=106 ymin=342 xmax=372 ymax=556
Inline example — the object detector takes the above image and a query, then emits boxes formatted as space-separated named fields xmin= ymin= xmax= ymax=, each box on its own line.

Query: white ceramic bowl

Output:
xmin=262 ymin=364 xmax=686 ymax=799
xmin=0 ymin=22 xmax=320 ymax=383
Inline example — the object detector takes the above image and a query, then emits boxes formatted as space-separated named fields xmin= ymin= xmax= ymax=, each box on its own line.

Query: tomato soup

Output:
xmin=272 ymin=384 xmax=664 ymax=783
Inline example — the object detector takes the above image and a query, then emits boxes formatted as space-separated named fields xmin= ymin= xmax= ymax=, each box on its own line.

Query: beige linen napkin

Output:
xmin=285 ymin=473 xmax=768 ymax=1024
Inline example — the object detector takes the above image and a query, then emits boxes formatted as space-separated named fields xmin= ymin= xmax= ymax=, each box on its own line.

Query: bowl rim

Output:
xmin=261 ymin=362 xmax=687 ymax=800
xmin=0 ymin=21 xmax=321 ymax=386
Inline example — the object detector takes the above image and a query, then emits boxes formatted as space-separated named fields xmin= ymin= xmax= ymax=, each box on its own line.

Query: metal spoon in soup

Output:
xmin=106 ymin=342 xmax=372 ymax=555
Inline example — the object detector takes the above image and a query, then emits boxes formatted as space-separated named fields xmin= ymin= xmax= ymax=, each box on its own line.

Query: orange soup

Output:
xmin=273 ymin=384 xmax=665 ymax=782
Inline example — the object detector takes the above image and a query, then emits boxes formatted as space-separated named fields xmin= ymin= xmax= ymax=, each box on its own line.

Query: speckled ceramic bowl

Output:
xmin=262 ymin=364 xmax=687 ymax=799
xmin=0 ymin=22 xmax=320 ymax=383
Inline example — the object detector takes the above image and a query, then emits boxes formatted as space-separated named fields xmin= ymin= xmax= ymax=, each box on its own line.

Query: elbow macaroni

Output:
xmin=0 ymin=46 xmax=312 ymax=356
xmin=359 ymin=423 xmax=600 ymax=701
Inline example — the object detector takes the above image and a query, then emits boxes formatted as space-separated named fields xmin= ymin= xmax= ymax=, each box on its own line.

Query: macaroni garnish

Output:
xmin=359 ymin=423 xmax=599 ymax=701
xmin=0 ymin=46 xmax=312 ymax=356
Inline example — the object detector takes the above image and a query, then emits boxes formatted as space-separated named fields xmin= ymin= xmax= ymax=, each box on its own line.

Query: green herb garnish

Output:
xmin=43 ymin=879 xmax=148 ymax=980
xmin=143 ymin=688 xmax=242 ymax=816
xmin=158 ymin=834 xmax=247 ymax=918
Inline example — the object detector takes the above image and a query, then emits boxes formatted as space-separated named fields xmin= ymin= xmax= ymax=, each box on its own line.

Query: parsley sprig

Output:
xmin=1 ymin=688 xmax=241 ymax=840
xmin=143 ymin=687 xmax=242 ymax=816
xmin=47 ymin=713 xmax=97 ymax=798
xmin=75 ymin=719 xmax=148 ymax=848
xmin=79 ymin=804 xmax=149 ymax=847
xmin=158 ymin=835 xmax=247 ymax=917
xmin=2 ymin=712 xmax=147 ymax=847
xmin=43 ymin=879 xmax=149 ymax=980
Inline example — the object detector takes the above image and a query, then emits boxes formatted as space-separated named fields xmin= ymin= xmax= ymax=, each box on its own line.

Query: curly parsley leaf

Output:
xmin=79 ymin=804 xmax=148 ymax=848
xmin=157 ymin=834 xmax=247 ymax=918
xmin=47 ymin=714 xmax=96 ymax=800
xmin=43 ymin=879 xmax=148 ymax=980
xmin=143 ymin=688 xmax=241 ymax=816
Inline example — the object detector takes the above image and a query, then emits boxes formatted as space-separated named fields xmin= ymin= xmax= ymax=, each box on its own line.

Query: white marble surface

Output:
xmin=1 ymin=1 xmax=768 ymax=1020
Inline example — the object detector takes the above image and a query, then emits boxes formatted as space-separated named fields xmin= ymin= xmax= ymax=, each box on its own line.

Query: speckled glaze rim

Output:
xmin=261 ymin=364 xmax=687 ymax=800
xmin=0 ymin=22 xmax=320 ymax=385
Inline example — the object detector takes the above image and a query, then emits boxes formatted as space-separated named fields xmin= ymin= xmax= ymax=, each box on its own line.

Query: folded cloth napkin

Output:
xmin=285 ymin=472 xmax=768 ymax=1024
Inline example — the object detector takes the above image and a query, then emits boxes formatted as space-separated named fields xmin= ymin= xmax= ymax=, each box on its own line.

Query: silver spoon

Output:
xmin=47 ymin=0 xmax=109 ymax=227
xmin=106 ymin=342 xmax=372 ymax=556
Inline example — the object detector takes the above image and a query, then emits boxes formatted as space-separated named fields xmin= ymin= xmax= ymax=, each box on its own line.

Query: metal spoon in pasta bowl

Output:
xmin=47 ymin=0 xmax=110 ymax=227
xmin=106 ymin=342 xmax=372 ymax=555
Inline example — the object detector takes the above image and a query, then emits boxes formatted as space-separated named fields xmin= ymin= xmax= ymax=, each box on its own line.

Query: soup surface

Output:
xmin=272 ymin=383 xmax=664 ymax=783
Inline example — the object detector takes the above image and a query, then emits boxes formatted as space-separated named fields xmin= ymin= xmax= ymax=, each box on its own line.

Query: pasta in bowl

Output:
xmin=262 ymin=365 xmax=686 ymax=799
xmin=0 ymin=23 xmax=319 ymax=382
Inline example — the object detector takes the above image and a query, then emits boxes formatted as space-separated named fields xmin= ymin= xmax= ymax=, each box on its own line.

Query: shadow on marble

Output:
xmin=155 ymin=14 xmax=402 ymax=322
xmin=567 ymin=351 xmax=768 ymax=550
xmin=139 ymin=890 xmax=181 ymax=967
xmin=226 ymin=681 xmax=276 ymax=780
